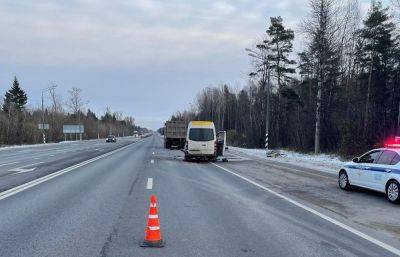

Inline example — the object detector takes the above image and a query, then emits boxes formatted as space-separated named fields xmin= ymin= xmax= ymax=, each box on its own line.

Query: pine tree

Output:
xmin=87 ymin=109 xmax=98 ymax=120
xmin=357 ymin=1 xmax=396 ymax=142
xmin=266 ymin=16 xmax=296 ymax=147
xmin=267 ymin=16 xmax=296 ymax=89
xmin=2 ymin=76 xmax=28 ymax=113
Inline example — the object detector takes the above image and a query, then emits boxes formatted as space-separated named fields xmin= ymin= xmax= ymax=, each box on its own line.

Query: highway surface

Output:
xmin=0 ymin=134 xmax=399 ymax=257
xmin=0 ymin=137 xmax=136 ymax=192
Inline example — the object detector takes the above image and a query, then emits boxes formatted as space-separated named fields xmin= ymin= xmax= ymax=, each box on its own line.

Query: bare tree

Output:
xmin=66 ymin=87 xmax=85 ymax=140
xmin=66 ymin=87 xmax=84 ymax=118
xmin=47 ymin=85 xmax=64 ymax=141
xmin=49 ymin=85 xmax=63 ymax=114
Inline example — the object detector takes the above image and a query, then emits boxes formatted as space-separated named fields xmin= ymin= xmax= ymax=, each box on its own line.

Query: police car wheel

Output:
xmin=338 ymin=171 xmax=351 ymax=190
xmin=386 ymin=180 xmax=400 ymax=204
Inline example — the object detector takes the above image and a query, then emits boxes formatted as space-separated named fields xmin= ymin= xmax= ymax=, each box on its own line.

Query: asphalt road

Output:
xmin=0 ymin=134 xmax=398 ymax=257
xmin=0 ymin=137 xmax=137 ymax=192
xmin=225 ymin=147 xmax=400 ymax=247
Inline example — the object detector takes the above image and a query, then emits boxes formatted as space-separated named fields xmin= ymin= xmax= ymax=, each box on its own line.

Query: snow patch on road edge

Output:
xmin=229 ymin=146 xmax=347 ymax=173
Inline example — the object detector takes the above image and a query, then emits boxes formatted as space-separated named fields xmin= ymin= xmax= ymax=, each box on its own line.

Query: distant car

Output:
xmin=338 ymin=145 xmax=400 ymax=204
xmin=106 ymin=135 xmax=116 ymax=143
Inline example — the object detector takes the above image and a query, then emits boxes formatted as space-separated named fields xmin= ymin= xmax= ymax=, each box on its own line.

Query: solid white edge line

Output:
xmin=146 ymin=178 xmax=153 ymax=190
xmin=0 ymin=140 xmax=144 ymax=201
xmin=211 ymin=162 xmax=400 ymax=256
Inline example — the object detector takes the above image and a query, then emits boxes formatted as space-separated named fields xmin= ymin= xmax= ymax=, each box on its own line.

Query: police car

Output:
xmin=338 ymin=140 xmax=400 ymax=204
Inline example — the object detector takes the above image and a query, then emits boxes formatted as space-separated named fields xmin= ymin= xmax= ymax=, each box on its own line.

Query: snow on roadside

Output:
xmin=0 ymin=136 xmax=139 ymax=151
xmin=0 ymin=141 xmax=75 ymax=151
xmin=229 ymin=146 xmax=348 ymax=174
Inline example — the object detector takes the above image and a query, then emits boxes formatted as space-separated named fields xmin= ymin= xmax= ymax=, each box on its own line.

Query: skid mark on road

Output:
xmin=100 ymin=227 xmax=118 ymax=257
xmin=129 ymin=174 xmax=141 ymax=196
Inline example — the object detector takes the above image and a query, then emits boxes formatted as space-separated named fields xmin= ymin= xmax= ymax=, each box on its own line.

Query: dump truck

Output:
xmin=164 ymin=120 xmax=187 ymax=149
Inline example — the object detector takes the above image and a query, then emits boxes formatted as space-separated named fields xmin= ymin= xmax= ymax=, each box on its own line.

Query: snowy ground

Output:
xmin=228 ymin=146 xmax=349 ymax=174
xmin=0 ymin=141 xmax=75 ymax=151
xmin=0 ymin=136 xmax=136 ymax=152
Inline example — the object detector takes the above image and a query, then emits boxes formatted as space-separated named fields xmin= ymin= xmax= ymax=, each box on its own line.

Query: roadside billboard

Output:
xmin=63 ymin=125 xmax=84 ymax=134
xmin=38 ymin=124 xmax=50 ymax=130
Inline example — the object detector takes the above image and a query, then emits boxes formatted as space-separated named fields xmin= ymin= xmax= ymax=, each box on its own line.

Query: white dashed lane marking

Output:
xmin=146 ymin=178 xmax=153 ymax=190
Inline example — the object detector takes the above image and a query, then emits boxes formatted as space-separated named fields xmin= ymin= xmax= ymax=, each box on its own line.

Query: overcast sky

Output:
xmin=0 ymin=0 xmax=386 ymax=129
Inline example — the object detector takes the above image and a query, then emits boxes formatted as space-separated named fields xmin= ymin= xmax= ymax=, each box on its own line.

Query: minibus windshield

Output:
xmin=189 ymin=128 xmax=214 ymax=141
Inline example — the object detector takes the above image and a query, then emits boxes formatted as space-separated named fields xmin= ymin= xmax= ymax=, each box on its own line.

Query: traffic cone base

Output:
xmin=140 ymin=239 xmax=165 ymax=247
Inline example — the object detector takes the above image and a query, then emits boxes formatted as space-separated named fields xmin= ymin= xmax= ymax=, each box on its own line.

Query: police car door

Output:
xmin=372 ymin=150 xmax=399 ymax=192
xmin=357 ymin=150 xmax=383 ymax=188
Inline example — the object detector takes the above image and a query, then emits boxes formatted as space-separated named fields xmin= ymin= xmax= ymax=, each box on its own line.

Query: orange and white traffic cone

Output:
xmin=140 ymin=195 xmax=165 ymax=247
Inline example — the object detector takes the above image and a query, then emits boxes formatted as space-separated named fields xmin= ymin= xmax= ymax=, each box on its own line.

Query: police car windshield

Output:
xmin=189 ymin=128 xmax=214 ymax=141
xmin=359 ymin=151 xmax=381 ymax=163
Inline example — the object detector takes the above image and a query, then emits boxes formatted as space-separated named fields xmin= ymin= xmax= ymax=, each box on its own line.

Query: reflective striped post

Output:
xmin=265 ymin=68 xmax=270 ymax=154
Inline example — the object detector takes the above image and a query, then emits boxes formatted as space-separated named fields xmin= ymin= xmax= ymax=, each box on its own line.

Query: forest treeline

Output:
xmin=172 ymin=0 xmax=400 ymax=156
xmin=0 ymin=77 xmax=147 ymax=145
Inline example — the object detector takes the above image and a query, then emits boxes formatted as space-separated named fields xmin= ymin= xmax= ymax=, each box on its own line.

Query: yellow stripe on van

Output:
xmin=191 ymin=121 xmax=213 ymax=126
